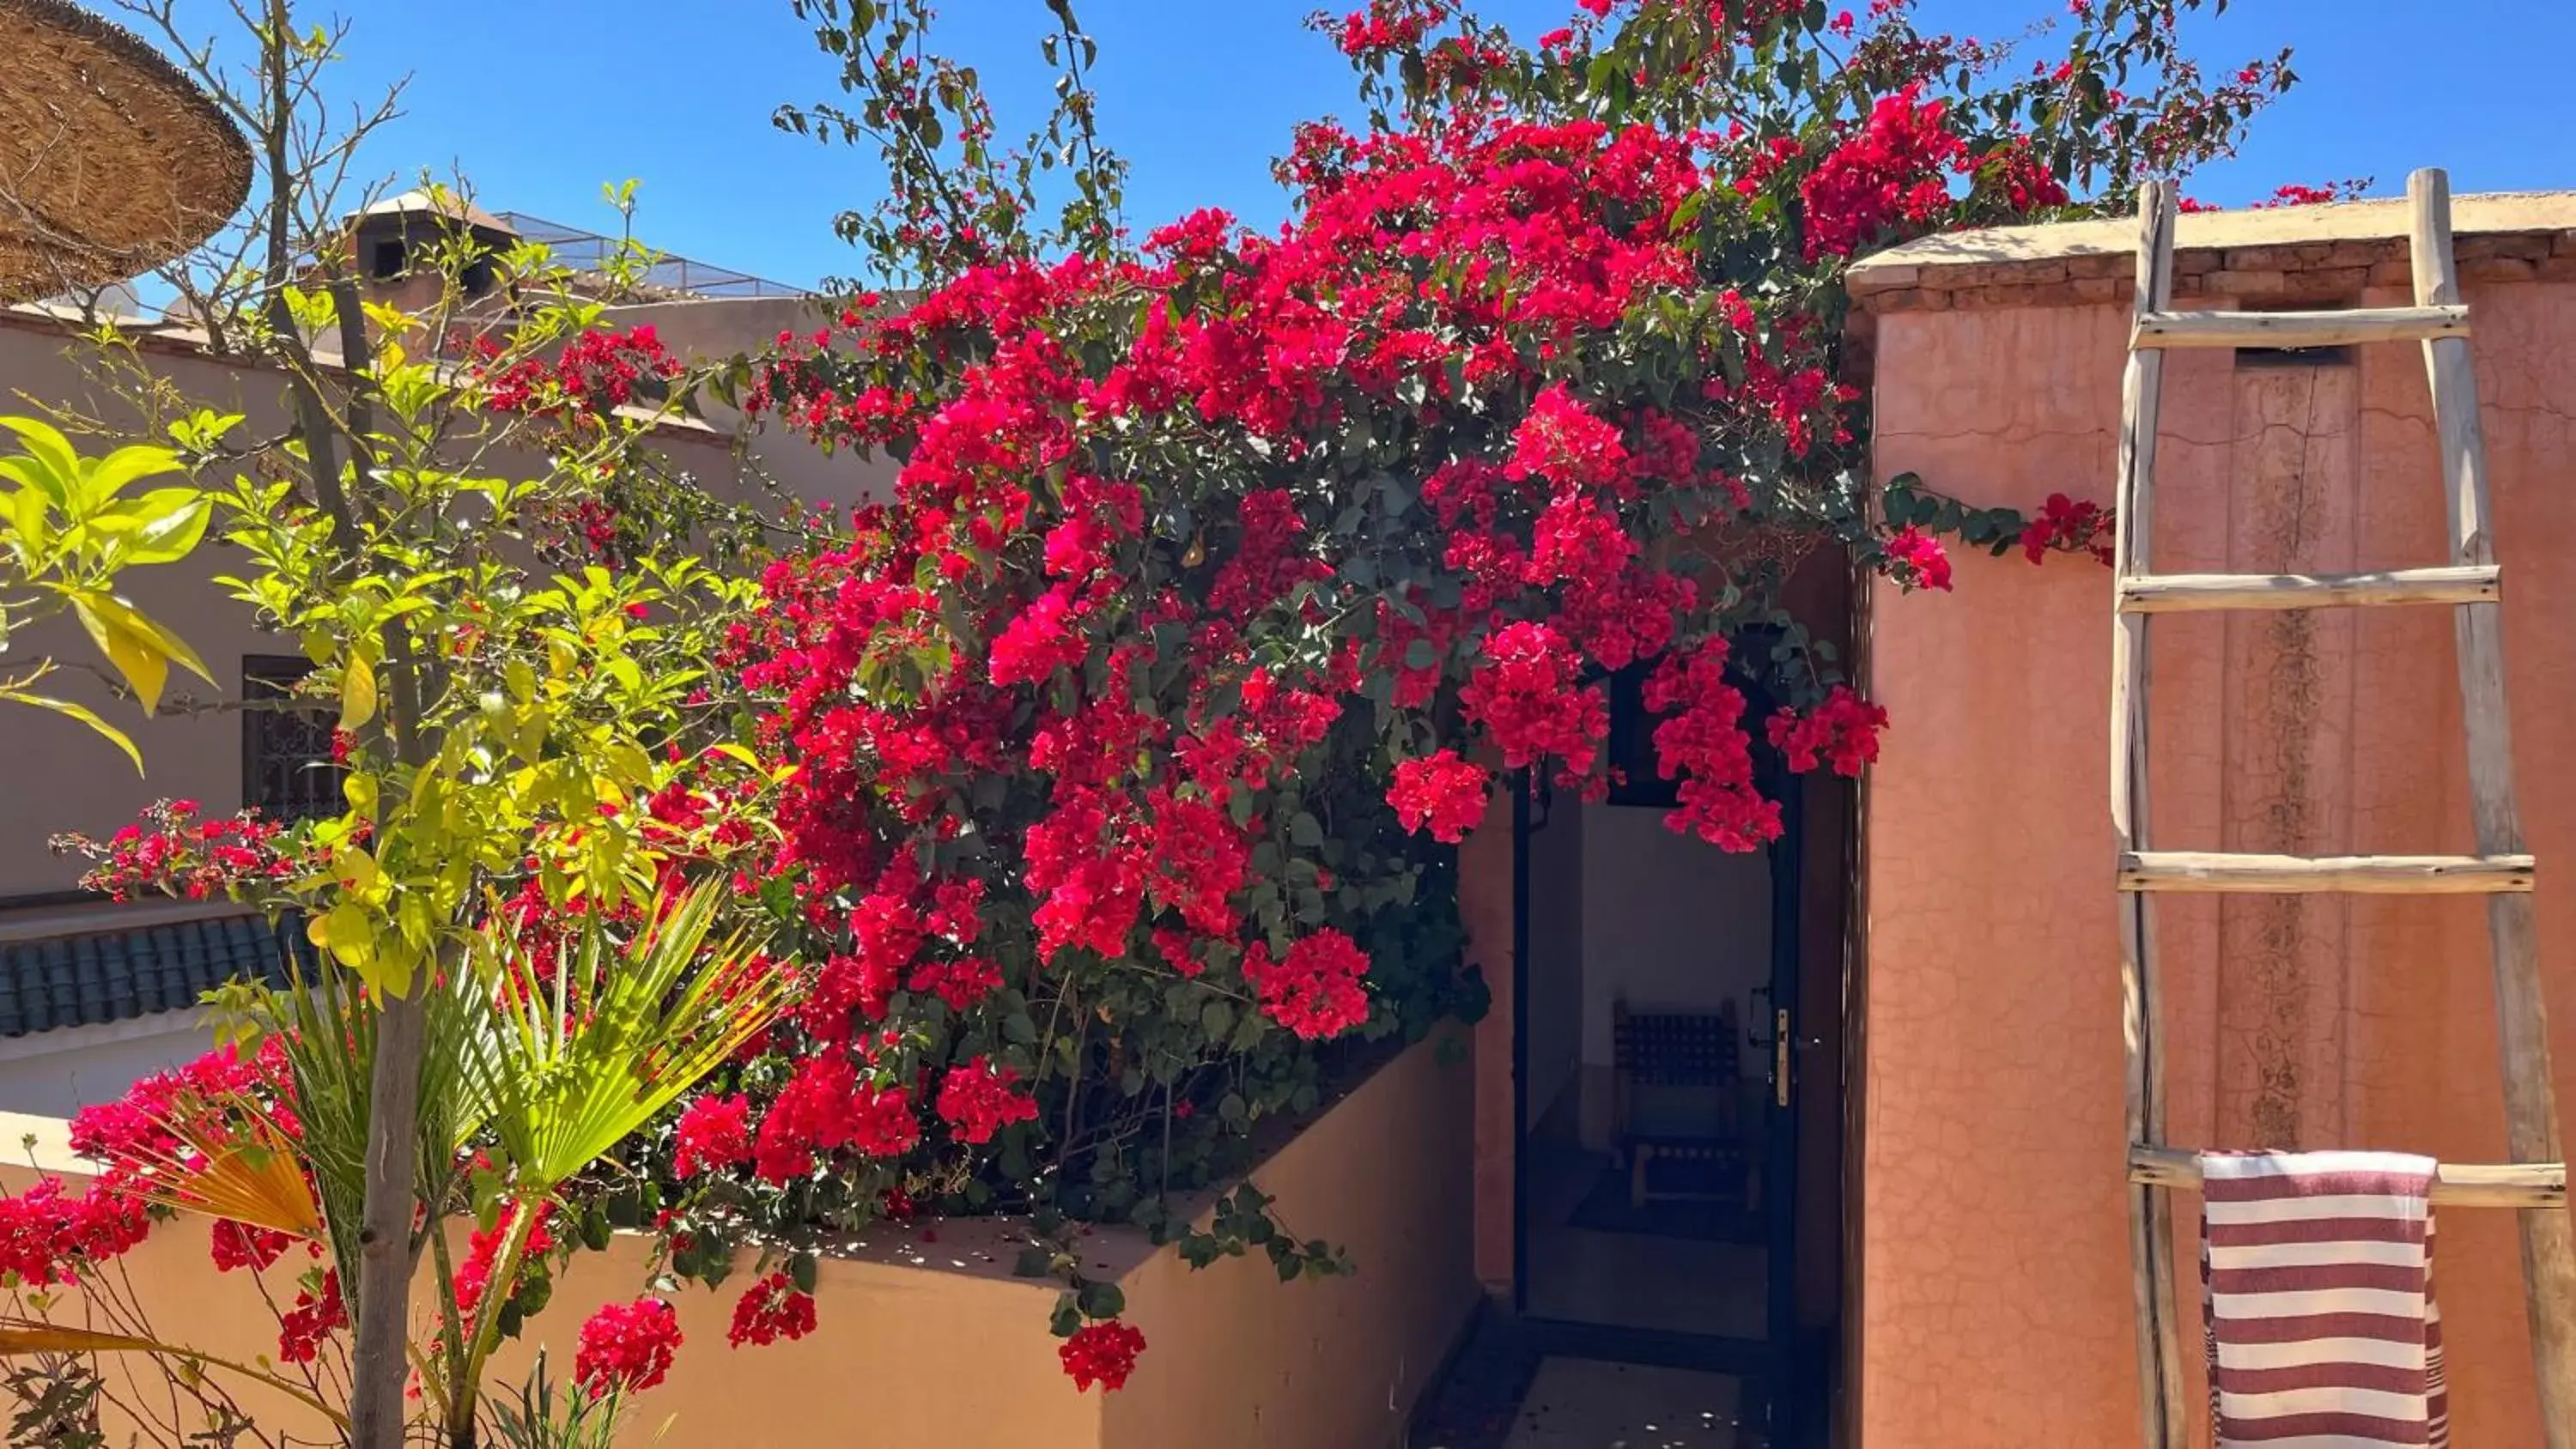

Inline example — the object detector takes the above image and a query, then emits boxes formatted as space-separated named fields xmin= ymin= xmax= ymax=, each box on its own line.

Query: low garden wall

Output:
xmin=0 ymin=1023 xmax=1478 ymax=1447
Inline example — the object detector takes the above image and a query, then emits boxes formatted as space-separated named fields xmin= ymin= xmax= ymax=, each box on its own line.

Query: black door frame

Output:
xmin=1506 ymin=643 xmax=1823 ymax=1435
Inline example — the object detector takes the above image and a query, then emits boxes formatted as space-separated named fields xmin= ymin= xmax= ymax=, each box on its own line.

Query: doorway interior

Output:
xmin=1510 ymin=646 xmax=1844 ymax=1446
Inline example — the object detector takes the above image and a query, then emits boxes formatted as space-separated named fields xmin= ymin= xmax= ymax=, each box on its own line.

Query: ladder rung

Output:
xmin=2117 ymin=565 xmax=2500 ymax=614
xmin=2120 ymin=852 xmax=2535 ymax=894
xmin=2132 ymin=305 xmax=2470 ymax=351
xmin=2130 ymin=1146 xmax=2567 ymax=1209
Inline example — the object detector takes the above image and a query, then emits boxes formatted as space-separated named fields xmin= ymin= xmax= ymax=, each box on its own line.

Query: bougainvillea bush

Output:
xmin=4 ymin=0 xmax=2305 ymax=1424
xmin=650 ymin=0 xmax=2293 ymax=1387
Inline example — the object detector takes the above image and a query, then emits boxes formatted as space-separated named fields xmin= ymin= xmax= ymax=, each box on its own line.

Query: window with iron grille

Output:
xmin=240 ymin=656 xmax=343 ymax=822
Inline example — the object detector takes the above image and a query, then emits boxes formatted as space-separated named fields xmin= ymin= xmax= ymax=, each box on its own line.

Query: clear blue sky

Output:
xmin=317 ymin=0 xmax=2569 ymax=293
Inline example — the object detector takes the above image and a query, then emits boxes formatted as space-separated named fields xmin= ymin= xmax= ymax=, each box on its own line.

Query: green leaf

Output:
xmin=461 ymin=882 xmax=788 ymax=1191
xmin=4 ymin=691 xmax=141 ymax=772
xmin=1075 ymin=1281 xmax=1125 ymax=1319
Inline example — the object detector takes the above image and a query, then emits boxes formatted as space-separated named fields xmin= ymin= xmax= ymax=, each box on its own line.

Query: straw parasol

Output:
xmin=0 ymin=0 xmax=252 ymax=303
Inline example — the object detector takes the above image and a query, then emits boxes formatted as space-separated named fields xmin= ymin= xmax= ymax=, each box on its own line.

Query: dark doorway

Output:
xmin=1509 ymin=640 xmax=1837 ymax=1446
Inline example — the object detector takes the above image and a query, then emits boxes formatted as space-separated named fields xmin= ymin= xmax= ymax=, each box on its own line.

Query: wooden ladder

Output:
xmin=2111 ymin=168 xmax=2576 ymax=1448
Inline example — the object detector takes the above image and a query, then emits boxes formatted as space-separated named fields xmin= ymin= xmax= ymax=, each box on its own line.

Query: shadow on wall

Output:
xmin=0 ymin=1028 xmax=1480 ymax=1448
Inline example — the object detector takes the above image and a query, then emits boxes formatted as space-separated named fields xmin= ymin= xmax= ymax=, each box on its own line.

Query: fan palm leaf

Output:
xmin=467 ymin=880 xmax=785 ymax=1193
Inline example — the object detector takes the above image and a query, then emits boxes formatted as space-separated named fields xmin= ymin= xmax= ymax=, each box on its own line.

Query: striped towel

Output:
xmin=2199 ymin=1150 xmax=2447 ymax=1447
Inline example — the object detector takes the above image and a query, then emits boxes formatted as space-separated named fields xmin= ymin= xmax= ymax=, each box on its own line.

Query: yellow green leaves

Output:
xmin=340 ymin=651 xmax=379 ymax=731
xmin=1 ymin=415 xmax=215 ymax=765
xmin=64 ymin=589 xmax=214 ymax=714
xmin=1 ymin=416 xmax=210 ymax=568
xmin=164 ymin=409 xmax=245 ymax=460
xmin=307 ymin=900 xmax=375 ymax=971
xmin=110 ymin=488 xmax=216 ymax=566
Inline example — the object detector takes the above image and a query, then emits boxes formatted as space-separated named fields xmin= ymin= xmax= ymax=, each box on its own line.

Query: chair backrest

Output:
xmin=1612 ymin=997 xmax=1739 ymax=1086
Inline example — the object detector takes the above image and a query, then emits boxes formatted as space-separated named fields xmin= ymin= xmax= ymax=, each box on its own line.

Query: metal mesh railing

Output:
xmin=492 ymin=212 xmax=806 ymax=300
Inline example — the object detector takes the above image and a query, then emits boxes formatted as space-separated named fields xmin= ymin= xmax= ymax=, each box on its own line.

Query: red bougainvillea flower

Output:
xmin=673 ymin=1094 xmax=756 ymax=1179
xmin=453 ymin=1202 xmax=555 ymax=1320
xmin=1507 ymin=384 xmax=1629 ymax=495
xmin=1881 ymin=524 xmax=1953 ymax=591
xmin=2018 ymin=492 xmax=2116 ymax=566
xmin=727 ymin=1272 xmax=819 ymax=1348
xmin=935 ymin=1056 xmax=1042 ymax=1144
xmin=471 ymin=324 xmax=679 ymax=419
xmin=276 ymin=1270 xmax=346 ymax=1364
xmin=0 ymin=1177 xmax=150 ymax=1287
xmin=1241 ymin=929 xmax=1372 ymax=1040
xmin=575 ymin=1297 xmax=683 ymax=1395
xmin=752 ymin=1054 xmax=924 ymax=1183
xmin=1459 ymin=621 xmax=1608 ymax=774
xmin=1768 ymin=686 xmax=1889 ymax=779
xmin=1388 ymin=751 xmax=1491 ymax=843
xmin=1060 ymin=1318 xmax=1147 ymax=1392
xmin=2251 ymin=181 xmax=2348 ymax=208
xmin=53 ymin=797 xmax=295 ymax=902
xmin=209 ymin=1218 xmax=294 ymax=1274
xmin=1645 ymin=644 xmax=1781 ymax=851
xmin=1800 ymin=84 xmax=1968 ymax=258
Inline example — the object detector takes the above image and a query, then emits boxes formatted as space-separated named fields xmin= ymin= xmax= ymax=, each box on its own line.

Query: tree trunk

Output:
xmin=346 ymin=987 xmax=428 ymax=1447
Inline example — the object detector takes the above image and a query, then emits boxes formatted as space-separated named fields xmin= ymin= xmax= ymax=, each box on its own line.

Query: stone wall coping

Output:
xmin=1849 ymin=191 xmax=2576 ymax=314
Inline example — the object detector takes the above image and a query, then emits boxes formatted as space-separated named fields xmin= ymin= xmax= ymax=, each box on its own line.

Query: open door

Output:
xmin=1504 ymin=632 xmax=1838 ymax=1446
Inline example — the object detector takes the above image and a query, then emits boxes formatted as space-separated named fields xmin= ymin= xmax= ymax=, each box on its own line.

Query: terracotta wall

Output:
xmin=0 ymin=1028 xmax=1476 ymax=1447
xmin=1860 ymin=274 xmax=2576 ymax=1444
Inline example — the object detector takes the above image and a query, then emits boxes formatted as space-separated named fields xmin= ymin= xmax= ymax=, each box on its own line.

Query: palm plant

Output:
xmin=418 ymin=880 xmax=786 ymax=1440
xmin=64 ymin=878 xmax=784 ymax=1446
xmin=483 ymin=1352 xmax=670 ymax=1449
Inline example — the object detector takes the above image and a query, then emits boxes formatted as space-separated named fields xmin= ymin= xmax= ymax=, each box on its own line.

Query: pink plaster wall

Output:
xmin=1862 ymin=278 xmax=2576 ymax=1445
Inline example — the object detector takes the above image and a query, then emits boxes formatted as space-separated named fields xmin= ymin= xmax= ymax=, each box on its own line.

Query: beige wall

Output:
xmin=0 ymin=1030 xmax=1476 ymax=1446
xmin=0 ymin=1122 xmax=1091 ymax=1446
xmin=1104 ymin=1028 xmax=1482 ymax=1449
xmin=1861 ymin=272 xmax=2576 ymax=1444
xmin=597 ymin=296 xmax=885 ymax=513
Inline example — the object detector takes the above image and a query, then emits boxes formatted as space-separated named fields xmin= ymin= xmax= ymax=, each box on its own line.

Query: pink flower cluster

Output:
xmin=54 ymin=798 xmax=293 ymax=902
xmin=575 ymin=1297 xmax=683 ymax=1395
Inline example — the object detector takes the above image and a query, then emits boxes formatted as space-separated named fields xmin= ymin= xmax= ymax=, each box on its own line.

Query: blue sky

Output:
xmin=316 ymin=0 xmax=2569 ymax=293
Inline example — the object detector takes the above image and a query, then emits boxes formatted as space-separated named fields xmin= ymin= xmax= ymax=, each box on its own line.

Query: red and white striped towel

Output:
xmin=2199 ymin=1150 xmax=2447 ymax=1447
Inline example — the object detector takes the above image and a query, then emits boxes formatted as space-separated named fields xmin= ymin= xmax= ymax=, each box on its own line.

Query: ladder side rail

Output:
xmin=2113 ymin=177 xmax=2190 ymax=1449
xmin=2409 ymin=166 xmax=2576 ymax=1447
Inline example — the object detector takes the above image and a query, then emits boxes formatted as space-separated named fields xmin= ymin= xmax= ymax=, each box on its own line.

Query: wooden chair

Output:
xmin=1611 ymin=997 xmax=1747 ymax=1210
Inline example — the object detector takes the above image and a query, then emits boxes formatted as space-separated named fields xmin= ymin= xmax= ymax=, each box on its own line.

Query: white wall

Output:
xmin=1521 ymin=798 xmax=1772 ymax=1149
xmin=1578 ymin=801 xmax=1771 ymax=1070
xmin=0 ymin=1013 xmax=218 ymax=1116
